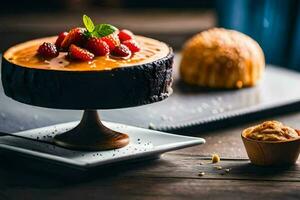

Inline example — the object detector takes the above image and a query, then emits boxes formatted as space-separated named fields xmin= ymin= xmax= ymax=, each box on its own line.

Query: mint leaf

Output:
xmin=83 ymin=15 xmax=95 ymax=33
xmin=82 ymin=15 xmax=118 ymax=38
xmin=94 ymin=24 xmax=118 ymax=37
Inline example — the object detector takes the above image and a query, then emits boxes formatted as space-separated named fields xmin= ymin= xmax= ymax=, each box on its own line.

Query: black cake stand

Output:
xmin=1 ymin=43 xmax=173 ymax=150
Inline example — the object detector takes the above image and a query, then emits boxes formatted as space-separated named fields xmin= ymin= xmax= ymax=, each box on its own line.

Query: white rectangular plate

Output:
xmin=0 ymin=121 xmax=205 ymax=170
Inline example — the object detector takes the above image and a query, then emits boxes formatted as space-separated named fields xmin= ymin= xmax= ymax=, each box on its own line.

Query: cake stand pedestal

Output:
xmin=54 ymin=110 xmax=129 ymax=150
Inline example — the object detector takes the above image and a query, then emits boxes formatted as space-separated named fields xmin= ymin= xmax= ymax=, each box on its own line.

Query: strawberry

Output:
xmin=61 ymin=28 xmax=86 ymax=50
xmin=68 ymin=44 xmax=94 ymax=61
xmin=122 ymin=39 xmax=140 ymax=53
xmin=111 ymin=44 xmax=132 ymax=58
xmin=85 ymin=37 xmax=110 ymax=56
xmin=101 ymin=32 xmax=120 ymax=51
xmin=37 ymin=42 xmax=59 ymax=58
xmin=55 ymin=32 xmax=68 ymax=49
xmin=118 ymin=29 xmax=134 ymax=42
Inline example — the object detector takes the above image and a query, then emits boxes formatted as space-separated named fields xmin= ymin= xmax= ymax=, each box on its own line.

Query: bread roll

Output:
xmin=180 ymin=28 xmax=265 ymax=89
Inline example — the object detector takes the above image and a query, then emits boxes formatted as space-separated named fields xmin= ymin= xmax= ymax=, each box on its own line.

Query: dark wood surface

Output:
xmin=1 ymin=61 xmax=300 ymax=199
xmin=1 ymin=112 xmax=300 ymax=200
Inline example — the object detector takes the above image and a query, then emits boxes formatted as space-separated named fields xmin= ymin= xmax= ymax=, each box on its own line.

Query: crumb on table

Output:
xmin=215 ymin=166 xmax=222 ymax=170
xmin=198 ymin=172 xmax=205 ymax=176
xmin=212 ymin=154 xmax=220 ymax=163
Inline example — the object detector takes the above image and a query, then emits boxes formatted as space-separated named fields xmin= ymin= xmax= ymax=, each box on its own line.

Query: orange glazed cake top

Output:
xmin=4 ymin=36 xmax=170 ymax=71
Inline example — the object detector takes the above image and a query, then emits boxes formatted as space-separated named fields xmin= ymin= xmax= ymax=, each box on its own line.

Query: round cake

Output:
xmin=2 ymin=35 xmax=173 ymax=109
xmin=1 ymin=15 xmax=175 ymax=151
xmin=180 ymin=28 xmax=265 ymax=89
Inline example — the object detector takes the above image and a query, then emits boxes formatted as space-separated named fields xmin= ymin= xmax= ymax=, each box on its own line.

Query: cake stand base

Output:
xmin=53 ymin=110 xmax=129 ymax=151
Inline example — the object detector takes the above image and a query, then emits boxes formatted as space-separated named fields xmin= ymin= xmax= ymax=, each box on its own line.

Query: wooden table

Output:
xmin=0 ymin=111 xmax=300 ymax=200
xmin=1 ymin=10 xmax=299 ymax=200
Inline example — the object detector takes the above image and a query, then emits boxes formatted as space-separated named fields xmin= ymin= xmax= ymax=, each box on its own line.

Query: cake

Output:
xmin=1 ymin=15 xmax=173 ymax=109
xmin=1 ymin=15 xmax=175 ymax=151
xmin=180 ymin=28 xmax=265 ymax=89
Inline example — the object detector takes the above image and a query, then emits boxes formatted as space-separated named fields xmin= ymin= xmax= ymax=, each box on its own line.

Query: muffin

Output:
xmin=241 ymin=121 xmax=300 ymax=166
xmin=243 ymin=121 xmax=300 ymax=141
xmin=180 ymin=28 xmax=265 ymax=89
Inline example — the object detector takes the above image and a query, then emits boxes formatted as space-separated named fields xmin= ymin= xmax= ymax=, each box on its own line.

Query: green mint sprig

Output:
xmin=83 ymin=15 xmax=118 ymax=38
xmin=83 ymin=15 xmax=95 ymax=32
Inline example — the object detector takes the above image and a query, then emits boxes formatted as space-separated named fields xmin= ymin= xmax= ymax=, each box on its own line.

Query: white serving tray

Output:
xmin=0 ymin=121 xmax=205 ymax=170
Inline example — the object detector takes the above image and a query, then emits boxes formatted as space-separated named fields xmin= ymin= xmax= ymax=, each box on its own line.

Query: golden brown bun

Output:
xmin=180 ymin=28 xmax=265 ymax=89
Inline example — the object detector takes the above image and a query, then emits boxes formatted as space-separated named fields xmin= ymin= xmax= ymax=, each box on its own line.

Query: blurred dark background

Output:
xmin=0 ymin=0 xmax=215 ymax=51
xmin=0 ymin=0 xmax=299 ymax=69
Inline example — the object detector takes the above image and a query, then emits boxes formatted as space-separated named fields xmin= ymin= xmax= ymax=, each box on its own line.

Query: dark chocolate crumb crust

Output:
xmin=1 ymin=49 xmax=173 ymax=109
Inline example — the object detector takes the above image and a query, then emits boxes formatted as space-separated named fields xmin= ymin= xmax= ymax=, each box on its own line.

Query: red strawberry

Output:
xmin=61 ymin=28 xmax=86 ymax=50
xmin=122 ymin=39 xmax=140 ymax=53
xmin=37 ymin=42 xmax=59 ymax=58
xmin=101 ymin=32 xmax=120 ymax=51
xmin=111 ymin=44 xmax=132 ymax=58
xmin=69 ymin=44 xmax=94 ymax=61
xmin=55 ymin=32 xmax=68 ymax=49
xmin=118 ymin=29 xmax=134 ymax=42
xmin=85 ymin=37 xmax=110 ymax=56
